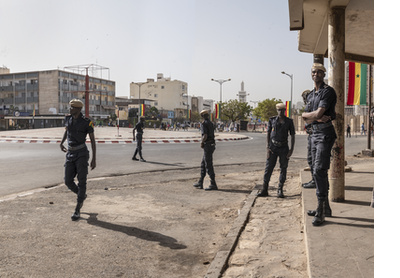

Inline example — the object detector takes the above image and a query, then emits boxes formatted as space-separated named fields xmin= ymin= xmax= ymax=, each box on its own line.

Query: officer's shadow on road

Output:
xmin=143 ymin=161 xmax=185 ymax=167
xmin=81 ymin=212 xmax=187 ymax=250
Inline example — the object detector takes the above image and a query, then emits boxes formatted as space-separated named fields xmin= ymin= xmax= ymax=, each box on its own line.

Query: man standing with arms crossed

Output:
xmin=302 ymin=63 xmax=337 ymax=226
xmin=301 ymin=89 xmax=316 ymax=189
xmin=257 ymin=103 xmax=295 ymax=198
xmin=60 ymin=99 xmax=96 ymax=221
xmin=193 ymin=110 xmax=218 ymax=191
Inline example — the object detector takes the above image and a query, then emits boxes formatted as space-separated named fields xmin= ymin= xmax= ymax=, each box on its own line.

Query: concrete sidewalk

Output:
xmin=204 ymin=157 xmax=374 ymax=278
xmin=300 ymin=160 xmax=374 ymax=278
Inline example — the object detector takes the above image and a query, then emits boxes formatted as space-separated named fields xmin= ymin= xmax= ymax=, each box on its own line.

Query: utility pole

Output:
xmin=85 ymin=68 xmax=89 ymax=117
xmin=135 ymin=82 xmax=147 ymax=122
xmin=281 ymin=71 xmax=293 ymax=117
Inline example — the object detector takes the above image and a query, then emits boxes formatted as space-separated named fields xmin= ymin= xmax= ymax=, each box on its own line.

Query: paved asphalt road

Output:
xmin=0 ymin=132 xmax=372 ymax=197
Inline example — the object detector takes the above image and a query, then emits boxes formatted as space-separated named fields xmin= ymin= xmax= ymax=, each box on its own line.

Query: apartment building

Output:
xmin=130 ymin=73 xmax=188 ymax=119
xmin=191 ymin=96 xmax=214 ymax=114
xmin=0 ymin=66 xmax=115 ymax=129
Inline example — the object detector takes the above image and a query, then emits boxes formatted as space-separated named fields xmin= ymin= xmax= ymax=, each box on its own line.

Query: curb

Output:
xmin=204 ymin=188 xmax=258 ymax=278
xmin=300 ymin=170 xmax=313 ymax=278
xmin=0 ymin=137 xmax=250 ymax=144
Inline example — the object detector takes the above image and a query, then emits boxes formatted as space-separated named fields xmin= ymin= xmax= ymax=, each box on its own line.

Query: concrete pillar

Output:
xmin=328 ymin=6 xmax=346 ymax=202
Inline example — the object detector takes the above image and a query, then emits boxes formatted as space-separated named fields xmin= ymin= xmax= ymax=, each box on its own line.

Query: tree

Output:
xmin=146 ymin=106 xmax=159 ymax=119
xmin=191 ymin=111 xmax=201 ymax=122
xmin=252 ymin=98 xmax=283 ymax=122
xmin=220 ymin=100 xmax=252 ymax=122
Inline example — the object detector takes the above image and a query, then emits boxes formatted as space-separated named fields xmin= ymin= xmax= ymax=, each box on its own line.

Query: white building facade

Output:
xmin=130 ymin=73 xmax=188 ymax=118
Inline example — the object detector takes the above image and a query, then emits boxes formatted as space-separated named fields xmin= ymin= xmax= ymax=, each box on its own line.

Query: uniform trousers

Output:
xmin=65 ymin=148 xmax=89 ymax=203
xmin=200 ymin=143 xmax=215 ymax=180
xmin=307 ymin=134 xmax=314 ymax=179
xmin=263 ymin=144 xmax=289 ymax=185
xmin=134 ymin=133 xmax=143 ymax=158
xmin=310 ymin=127 xmax=336 ymax=200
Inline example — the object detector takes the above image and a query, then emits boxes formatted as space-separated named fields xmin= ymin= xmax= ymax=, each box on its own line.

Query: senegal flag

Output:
xmin=347 ymin=62 xmax=367 ymax=105
xmin=139 ymin=104 xmax=145 ymax=116
xmin=215 ymin=103 xmax=221 ymax=119
xmin=285 ymin=101 xmax=291 ymax=118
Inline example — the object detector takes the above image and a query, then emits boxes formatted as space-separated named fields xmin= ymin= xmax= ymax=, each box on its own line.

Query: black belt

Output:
xmin=312 ymin=122 xmax=333 ymax=131
xmin=271 ymin=139 xmax=288 ymax=147
xmin=68 ymin=143 xmax=86 ymax=151
xmin=204 ymin=142 xmax=215 ymax=146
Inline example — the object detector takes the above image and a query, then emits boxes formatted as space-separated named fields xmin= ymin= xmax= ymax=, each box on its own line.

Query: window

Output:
xmin=161 ymin=86 xmax=165 ymax=89
xmin=154 ymin=94 xmax=158 ymax=98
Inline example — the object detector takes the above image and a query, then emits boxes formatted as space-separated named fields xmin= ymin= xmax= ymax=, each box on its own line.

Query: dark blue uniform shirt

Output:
xmin=135 ymin=122 xmax=144 ymax=134
xmin=64 ymin=114 xmax=94 ymax=147
xmin=306 ymin=82 xmax=337 ymax=124
xmin=267 ymin=116 xmax=295 ymax=143
xmin=201 ymin=119 xmax=215 ymax=144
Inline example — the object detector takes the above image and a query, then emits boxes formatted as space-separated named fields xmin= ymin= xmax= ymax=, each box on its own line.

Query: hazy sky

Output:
xmin=1 ymin=0 xmax=320 ymax=105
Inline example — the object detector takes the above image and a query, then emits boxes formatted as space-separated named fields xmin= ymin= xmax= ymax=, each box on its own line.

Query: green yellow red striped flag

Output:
xmin=347 ymin=62 xmax=367 ymax=105
xmin=187 ymin=109 xmax=191 ymax=119
xmin=285 ymin=101 xmax=291 ymax=117
xmin=139 ymin=104 xmax=145 ymax=116
xmin=215 ymin=104 xmax=220 ymax=119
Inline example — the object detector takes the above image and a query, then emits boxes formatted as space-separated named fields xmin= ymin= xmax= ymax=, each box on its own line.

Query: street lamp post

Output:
xmin=211 ymin=78 xmax=231 ymax=102
xmin=281 ymin=71 xmax=293 ymax=116
xmin=135 ymin=82 xmax=147 ymax=122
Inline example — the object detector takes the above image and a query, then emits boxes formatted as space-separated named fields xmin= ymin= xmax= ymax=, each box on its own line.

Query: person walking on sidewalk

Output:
xmin=60 ymin=99 xmax=96 ymax=221
xmin=132 ymin=117 xmax=146 ymax=162
xmin=193 ymin=110 xmax=218 ymax=191
xmin=346 ymin=124 xmax=351 ymax=138
xmin=257 ymin=103 xmax=295 ymax=198
xmin=301 ymin=89 xmax=316 ymax=189
xmin=361 ymin=122 xmax=366 ymax=135
xmin=302 ymin=63 xmax=337 ymax=226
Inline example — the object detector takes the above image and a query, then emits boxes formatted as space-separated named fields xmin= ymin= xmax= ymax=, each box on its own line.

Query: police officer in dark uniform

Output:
xmin=301 ymin=89 xmax=316 ymax=189
xmin=302 ymin=63 xmax=337 ymax=226
xmin=193 ymin=109 xmax=218 ymax=191
xmin=132 ymin=117 xmax=146 ymax=162
xmin=257 ymin=103 xmax=295 ymax=198
xmin=60 ymin=99 xmax=96 ymax=221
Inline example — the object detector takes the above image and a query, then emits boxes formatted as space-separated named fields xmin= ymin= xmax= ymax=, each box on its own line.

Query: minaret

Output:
xmin=237 ymin=81 xmax=247 ymax=102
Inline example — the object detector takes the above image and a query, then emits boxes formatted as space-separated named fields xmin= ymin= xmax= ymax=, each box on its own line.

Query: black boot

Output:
xmin=324 ymin=197 xmax=332 ymax=217
xmin=302 ymin=180 xmax=316 ymax=188
xmin=277 ymin=183 xmax=284 ymax=198
xmin=312 ymin=199 xmax=325 ymax=226
xmin=193 ymin=179 xmax=204 ymax=189
xmin=257 ymin=183 xmax=269 ymax=197
xmin=307 ymin=197 xmax=332 ymax=217
xmin=205 ymin=180 xmax=218 ymax=191
xmin=71 ymin=202 xmax=83 ymax=221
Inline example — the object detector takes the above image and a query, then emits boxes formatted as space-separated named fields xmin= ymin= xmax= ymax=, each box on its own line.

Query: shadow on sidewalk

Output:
xmin=323 ymin=218 xmax=374 ymax=229
xmin=142 ymin=161 xmax=185 ymax=167
xmin=81 ymin=213 xmax=187 ymax=250
xmin=217 ymin=189 xmax=252 ymax=194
